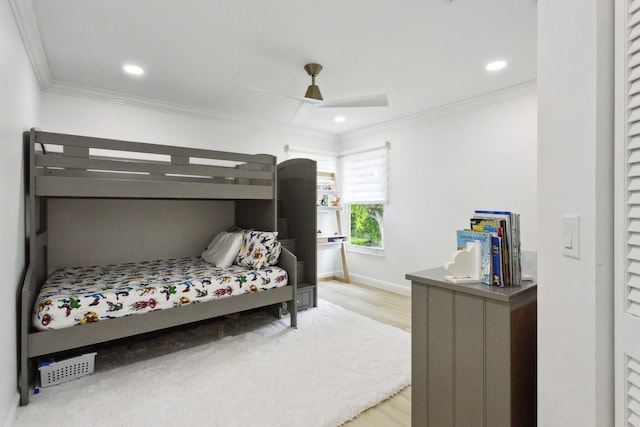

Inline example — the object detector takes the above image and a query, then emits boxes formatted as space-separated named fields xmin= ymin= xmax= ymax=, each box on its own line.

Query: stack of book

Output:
xmin=456 ymin=210 xmax=521 ymax=287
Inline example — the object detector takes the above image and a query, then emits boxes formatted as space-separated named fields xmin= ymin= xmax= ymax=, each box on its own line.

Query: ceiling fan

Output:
xmin=250 ymin=63 xmax=388 ymax=122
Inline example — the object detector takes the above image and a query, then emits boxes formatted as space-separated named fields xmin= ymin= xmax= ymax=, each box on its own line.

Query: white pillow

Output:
xmin=201 ymin=231 xmax=244 ymax=267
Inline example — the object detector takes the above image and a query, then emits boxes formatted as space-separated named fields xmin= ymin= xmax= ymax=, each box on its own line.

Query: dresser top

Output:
xmin=406 ymin=267 xmax=537 ymax=302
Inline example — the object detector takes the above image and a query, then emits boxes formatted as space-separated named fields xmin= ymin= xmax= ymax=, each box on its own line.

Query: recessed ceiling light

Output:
xmin=334 ymin=116 xmax=346 ymax=123
xmin=485 ymin=60 xmax=507 ymax=72
xmin=123 ymin=64 xmax=144 ymax=76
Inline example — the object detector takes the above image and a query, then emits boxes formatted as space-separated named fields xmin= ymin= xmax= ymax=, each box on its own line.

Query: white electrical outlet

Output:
xmin=561 ymin=215 xmax=580 ymax=259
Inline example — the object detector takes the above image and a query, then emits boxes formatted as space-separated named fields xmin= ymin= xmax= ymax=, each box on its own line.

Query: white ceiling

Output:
xmin=12 ymin=0 xmax=537 ymax=135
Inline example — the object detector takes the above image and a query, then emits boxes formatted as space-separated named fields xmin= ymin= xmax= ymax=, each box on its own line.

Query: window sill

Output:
xmin=346 ymin=245 xmax=385 ymax=257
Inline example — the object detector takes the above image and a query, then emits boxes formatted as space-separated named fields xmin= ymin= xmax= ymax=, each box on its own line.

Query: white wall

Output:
xmin=38 ymin=92 xmax=338 ymax=159
xmin=336 ymin=92 xmax=538 ymax=293
xmin=0 ymin=1 xmax=41 ymax=424
xmin=537 ymin=1 xmax=613 ymax=425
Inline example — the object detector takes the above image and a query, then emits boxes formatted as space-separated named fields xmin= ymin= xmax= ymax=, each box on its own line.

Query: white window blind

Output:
xmin=627 ymin=0 xmax=640 ymax=320
xmin=285 ymin=145 xmax=337 ymax=173
xmin=340 ymin=142 xmax=389 ymax=204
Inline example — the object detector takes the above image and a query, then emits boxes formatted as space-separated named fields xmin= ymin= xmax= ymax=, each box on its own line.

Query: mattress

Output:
xmin=32 ymin=257 xmax=288 ymax=331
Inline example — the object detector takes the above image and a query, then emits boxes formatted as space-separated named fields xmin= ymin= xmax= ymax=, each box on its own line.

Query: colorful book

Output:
xmin=512 ymin=212 xmax=521 ymax=285
xmin=456 ymin=229 xmax=492 ymax=285
xmin=473 ymin=210 xmax=521 ymax=285
xmin=491 ymin=235 xmax=504 ymax=287
xmin=470 ymin=217 xmax=509 ymax=286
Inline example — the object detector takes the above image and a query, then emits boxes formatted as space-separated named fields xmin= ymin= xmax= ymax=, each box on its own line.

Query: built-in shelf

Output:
xmin=317 ymin=235 xmax=347 ymax=245
xmin=318 ymin=242 xmax=347 ymax=248
xmin=317 ymin=206 xmax=343 ymax=212
xmin=316 ymin=171 xmax=349 ymax=283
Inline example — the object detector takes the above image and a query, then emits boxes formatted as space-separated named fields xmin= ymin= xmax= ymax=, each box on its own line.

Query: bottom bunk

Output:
xmin=19 ymin=247 xmax=298 ymax=406
xmin=33 ymin=257 xmax=289 ymax=331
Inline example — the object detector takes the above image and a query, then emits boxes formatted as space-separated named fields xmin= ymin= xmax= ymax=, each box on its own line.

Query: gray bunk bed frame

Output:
xmin=19 ymin=129 xmax=298 ymax=405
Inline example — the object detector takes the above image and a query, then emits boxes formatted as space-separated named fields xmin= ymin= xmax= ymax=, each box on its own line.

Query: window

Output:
xmin=349 ymin=204 xmax=384 ymax=249
xmin=340 ymin=142 xmax=389 ymax=252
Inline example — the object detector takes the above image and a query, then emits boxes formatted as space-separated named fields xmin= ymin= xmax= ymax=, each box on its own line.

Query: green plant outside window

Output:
xmin=349 ymin=204 xmax=384 ymax=249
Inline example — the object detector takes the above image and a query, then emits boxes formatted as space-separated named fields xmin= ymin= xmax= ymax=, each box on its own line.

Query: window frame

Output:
xmin=339 ymin=142 xmax=390 ymax=255
xmin=346 ymin=202 xmax=386 ymax=255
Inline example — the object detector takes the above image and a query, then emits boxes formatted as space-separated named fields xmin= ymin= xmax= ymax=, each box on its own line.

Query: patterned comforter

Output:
xmin=32 ymin=257 xmax=288 ymax=331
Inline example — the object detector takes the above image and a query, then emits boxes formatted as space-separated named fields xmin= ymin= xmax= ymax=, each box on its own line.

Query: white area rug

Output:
xmin=13 ymin=300 xmax=410 ymax=427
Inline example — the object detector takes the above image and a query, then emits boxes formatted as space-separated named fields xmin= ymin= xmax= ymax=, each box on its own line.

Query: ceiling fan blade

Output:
xmin=248 ymin=87 xmax=322 ymax=105
xmin=313 ymin=93 xmax=388 ymax=108
xmin=291 ymin=102 xmax=312 ymax=123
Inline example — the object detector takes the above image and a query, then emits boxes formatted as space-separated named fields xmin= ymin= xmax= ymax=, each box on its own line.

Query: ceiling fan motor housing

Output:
xmin=304 ymin=63 xmax=323 ymax=100
xmin=305 ymin=84 xmax=323 ymax=101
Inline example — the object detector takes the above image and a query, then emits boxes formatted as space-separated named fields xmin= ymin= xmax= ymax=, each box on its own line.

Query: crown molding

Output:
xmin=9 ymin=0 xmax=51 ymax=87
xmin=284 ymin=145 xmax=339 ymax=157
xmin=339 ymin=80 xmax=537 ymax=141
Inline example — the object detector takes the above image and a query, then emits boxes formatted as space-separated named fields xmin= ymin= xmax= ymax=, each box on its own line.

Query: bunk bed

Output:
xmin=19 ymin=129 xmax=299 ymax=405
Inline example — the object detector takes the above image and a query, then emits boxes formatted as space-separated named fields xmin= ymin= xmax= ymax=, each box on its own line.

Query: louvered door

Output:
xmin=617 ymin=0 xmax=640 ymax=425
xmin=628 ymin=358 xmax=640 ymax=425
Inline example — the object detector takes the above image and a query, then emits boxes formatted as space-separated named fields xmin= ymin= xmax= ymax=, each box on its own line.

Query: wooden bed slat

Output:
xmin=39 ymin=168 xmax=241 ymax=184
xmin=35 ymin=131 xmax=274 ymax=164
xmin=36 ymin=175 xmax=274 ymax=199
xmin=63 ymin=146 xmax=89 ymax=158
xmin=35 ymin=153 xmax=274 ymax=180
xmin=171 ymin=155 xmax=189 ymax=166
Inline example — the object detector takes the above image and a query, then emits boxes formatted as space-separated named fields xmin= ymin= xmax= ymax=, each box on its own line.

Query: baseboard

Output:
xmin=318 ymin=275 xmax=349 ymax=283
xmin=348 ymin=273 xmax=411 ymax=296
xmin=4 ymin=392 xmax=19 ymax=427
xmin=319 ymin=271 xmax=411 ymax=296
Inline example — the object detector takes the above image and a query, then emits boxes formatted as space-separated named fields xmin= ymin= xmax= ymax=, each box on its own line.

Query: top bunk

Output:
xmin=26 ymin=129 xmax=276 ymax=200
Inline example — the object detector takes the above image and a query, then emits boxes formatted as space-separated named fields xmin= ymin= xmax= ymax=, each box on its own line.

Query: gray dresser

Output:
xmin=406 ymin=268 xmax=537 ymax=427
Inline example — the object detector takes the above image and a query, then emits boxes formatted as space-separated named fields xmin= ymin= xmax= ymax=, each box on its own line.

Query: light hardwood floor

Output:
xmin=317 ymin=280 xmax=411 ymax=427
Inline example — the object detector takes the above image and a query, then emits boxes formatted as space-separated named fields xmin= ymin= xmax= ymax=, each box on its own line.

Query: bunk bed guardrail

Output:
xmin=31 ymin=130 xmax=276 ymax=199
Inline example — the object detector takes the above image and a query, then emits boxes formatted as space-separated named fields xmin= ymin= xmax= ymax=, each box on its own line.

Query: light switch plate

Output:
xmin=561 ymin=215 xmax=580 ymax=259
